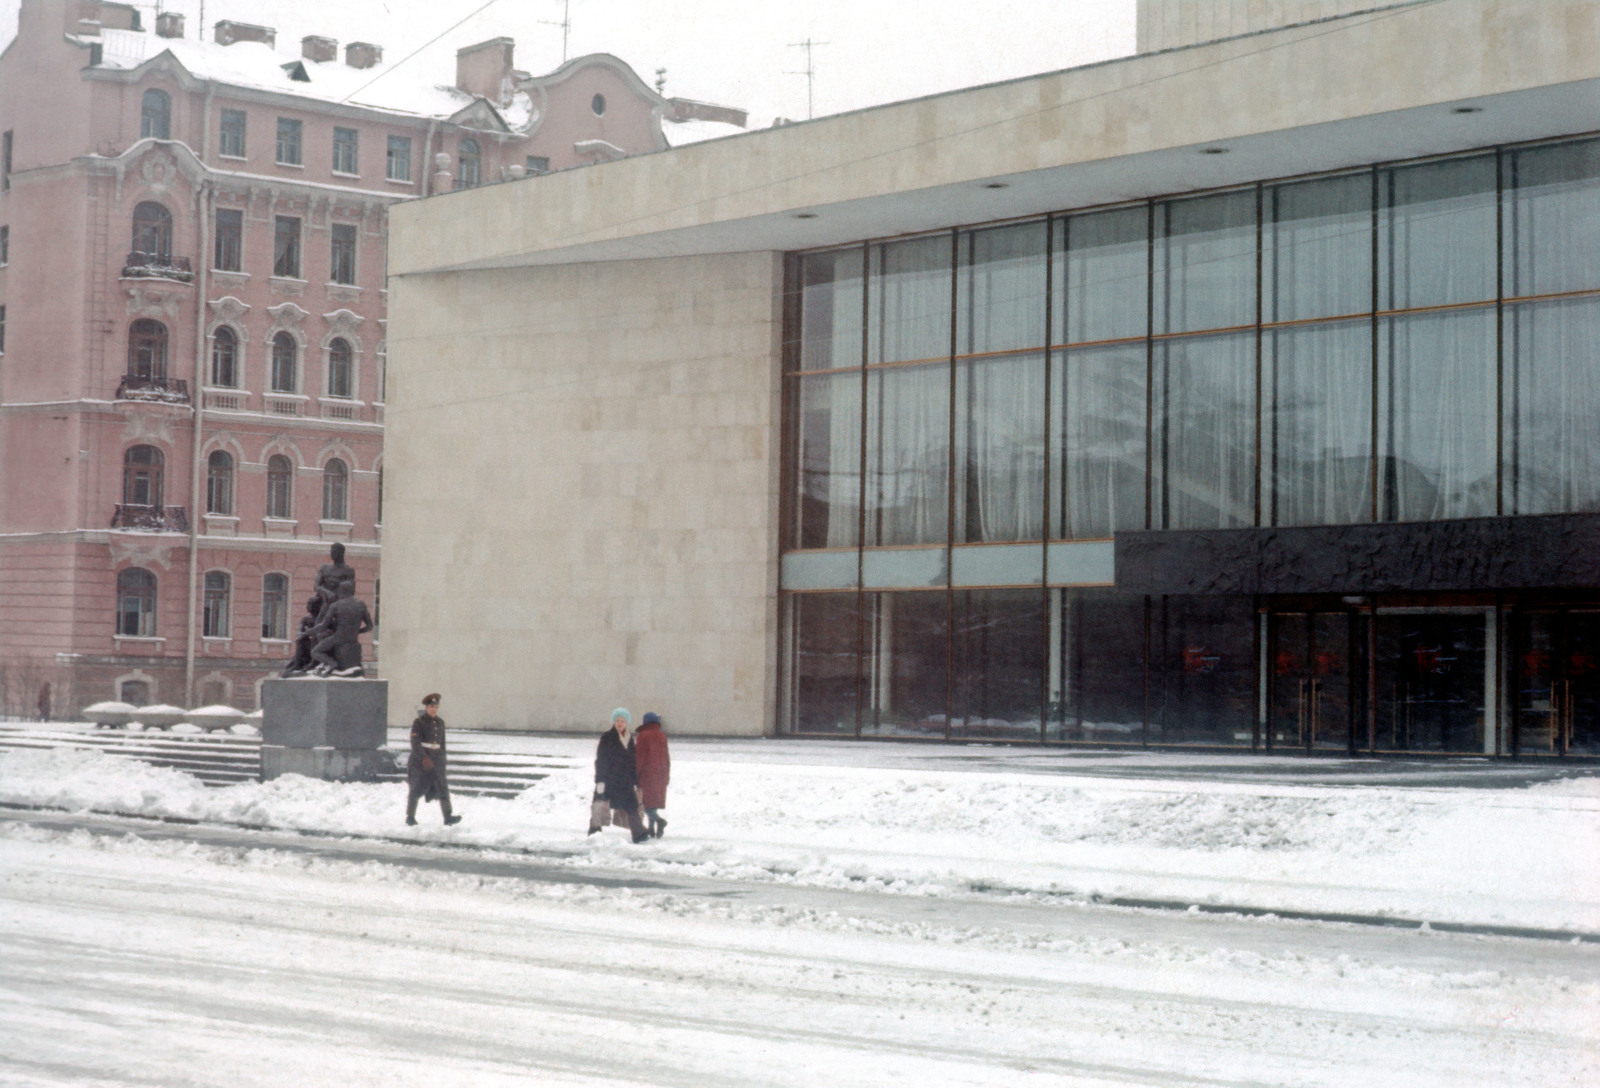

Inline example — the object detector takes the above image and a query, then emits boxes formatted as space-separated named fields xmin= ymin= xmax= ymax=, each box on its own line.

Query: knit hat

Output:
xmin=610 ymin=707 xmax=631 ymax=726
xmin=641 ymin=712 xmax=661 ymax=726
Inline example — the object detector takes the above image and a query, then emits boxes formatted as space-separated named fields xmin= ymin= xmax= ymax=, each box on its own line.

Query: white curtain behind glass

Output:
xmin=957 ymin=223 xmax=1046 ymax=353
xmin=1267 ymin=322 xmax=1372 ymax=526
xmin=1509 ymin=299 xmax=1600 ymax=514
xmin=1055 ymin=344 xmax=1146 ymax=538
xmin=798 ymin=371 xmax=862 ymax=548
xmin=1156 ymin=333 xmax=1256 ymax=530
xmin=954 ymin=353 xmax=1045 ymax=542
xmin=1380 ymin=310 xmax=1497 ymax=521
xmin=870 ymin=235 xmax=951 ymax=365
xmin=1505 ymin=139 xmax=1600 ymax=515
xmin=866 ymin=363 xmax=949 ymax=546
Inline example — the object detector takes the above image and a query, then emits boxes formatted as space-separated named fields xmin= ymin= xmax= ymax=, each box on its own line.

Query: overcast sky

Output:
xmin=1 ymin=0 xmax=1137 ymax=127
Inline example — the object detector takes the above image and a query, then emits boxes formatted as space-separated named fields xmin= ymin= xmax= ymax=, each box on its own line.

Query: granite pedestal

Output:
xmin=260 ymin=677 xmax=392 ymax=782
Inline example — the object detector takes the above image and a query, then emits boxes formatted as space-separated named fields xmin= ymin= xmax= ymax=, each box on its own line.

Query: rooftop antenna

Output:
xmin=542 ymin=0 xmax=572 ymax=63
xmin=787 ymin=38 xmax=828 ymax=120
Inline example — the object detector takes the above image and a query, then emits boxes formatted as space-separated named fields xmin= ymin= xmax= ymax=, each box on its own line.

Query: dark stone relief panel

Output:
xmin=1115 ymin=514 xmax=1600 ymax=595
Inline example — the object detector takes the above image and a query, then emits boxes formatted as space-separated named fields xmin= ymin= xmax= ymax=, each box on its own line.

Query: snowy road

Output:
xmin=3 ymin=812 xmax=1597 ymax=1087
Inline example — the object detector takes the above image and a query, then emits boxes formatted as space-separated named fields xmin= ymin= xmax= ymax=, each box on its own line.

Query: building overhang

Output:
xmin=390 ymin=0 xmax=1600 ymax=277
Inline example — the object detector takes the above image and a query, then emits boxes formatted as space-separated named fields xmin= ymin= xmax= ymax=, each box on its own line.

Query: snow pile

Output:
xmin=3 ymin=745 xmax=1597 ymax=932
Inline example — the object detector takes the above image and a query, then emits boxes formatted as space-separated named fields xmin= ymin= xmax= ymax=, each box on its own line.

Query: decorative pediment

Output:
xmin=323 ymin=308 xmax=365 ymax=346
xmin=109 ymin=536 xmax=178 ymax=570
xmin=265 ymin=302 xmax=310 ymax=342
xmin=208 ymin=296 xmax=251 ymax=326
xmin=448 ymin=98 xmax=510 ymax=133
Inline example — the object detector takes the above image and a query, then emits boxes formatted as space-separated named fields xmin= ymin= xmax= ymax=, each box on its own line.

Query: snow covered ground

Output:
xmin=2 ymin=732 xmax=1598 ymax=1085
xmin=2 ymin=734 xmax=1598 ymax=931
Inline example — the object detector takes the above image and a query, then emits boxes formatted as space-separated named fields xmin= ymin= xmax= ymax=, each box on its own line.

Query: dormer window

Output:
xmin=141 ymin=89 xmax=171 ymax=140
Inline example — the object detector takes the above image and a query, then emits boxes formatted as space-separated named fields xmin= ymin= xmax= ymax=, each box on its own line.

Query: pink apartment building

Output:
xmin=0 ymin=0 xmax=743 ymax=716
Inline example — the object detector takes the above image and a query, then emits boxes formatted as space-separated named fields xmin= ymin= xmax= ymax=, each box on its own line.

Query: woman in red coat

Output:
xmin=634 ymin=711 xmax=670 ymax=838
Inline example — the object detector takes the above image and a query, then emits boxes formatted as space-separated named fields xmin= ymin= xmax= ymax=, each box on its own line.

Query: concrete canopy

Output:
xmin=390 ymin=0 xmax=1599 ymax=276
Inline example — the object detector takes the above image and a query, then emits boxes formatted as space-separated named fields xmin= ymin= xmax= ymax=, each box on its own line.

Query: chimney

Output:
xmin=214 ymin=20 xmax=276 ymax=48
xmin=455 ymin=37 xmax=515 ymax=105
xmin=345 ymin=42 xmax=383 ymax=70
xmin=301 ymin=35 xmax=337 ymax=63
xmin=156 ymin=11 xmax=184 ymax=38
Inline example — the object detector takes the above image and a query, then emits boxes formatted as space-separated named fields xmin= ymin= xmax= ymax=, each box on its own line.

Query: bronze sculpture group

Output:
xmin=280 ymin=543 xmax=374 ymax=678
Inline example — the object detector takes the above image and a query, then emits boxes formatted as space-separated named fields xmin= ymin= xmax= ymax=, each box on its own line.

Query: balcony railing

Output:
xmin=116 ymin=374 xmax=191 ymax=403
xmin=111 ymin=505 xmax=190 ymax=532
xmin=123 ymin=251 xmax=196 ymax=282
xmin=203 ymin=390 xmax=248 ymax=412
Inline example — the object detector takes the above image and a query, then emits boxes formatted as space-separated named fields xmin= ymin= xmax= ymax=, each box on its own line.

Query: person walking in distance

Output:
xmin=407 ymin=693 xmax=461 ymax=826
xmin=635 ymin=711 xmax=670 ymax=838
xmin=588 ymin=707 xmax=648 ymax=843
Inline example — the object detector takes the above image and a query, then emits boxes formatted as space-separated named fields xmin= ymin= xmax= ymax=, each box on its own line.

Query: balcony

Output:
xmin=123 ymin=251 xmax=195 ymax=282
xmin=116 ymin=374 xmax=191 ymax=403
xmin=111 ymin=505 xmax=190 ymax=533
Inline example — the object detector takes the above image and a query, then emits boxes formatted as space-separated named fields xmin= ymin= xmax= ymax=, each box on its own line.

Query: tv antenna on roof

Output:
xmin=787 ymin=38 xmax=829 ymax=120
xmin=542 ymin=0 xmax=573 ymax=63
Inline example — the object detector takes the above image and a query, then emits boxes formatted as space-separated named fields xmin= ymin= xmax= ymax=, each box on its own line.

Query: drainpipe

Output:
xmin=421 ymin=119 xmax=438 ymax=196
xmin=183 ymin=85 xmax=216 ymax=706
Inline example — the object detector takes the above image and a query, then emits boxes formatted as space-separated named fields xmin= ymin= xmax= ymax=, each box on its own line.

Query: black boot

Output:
xmin=653 ymin=816 xmax=666 ymax=839
xmin=443 ymin=813 xmax=462 ymax=826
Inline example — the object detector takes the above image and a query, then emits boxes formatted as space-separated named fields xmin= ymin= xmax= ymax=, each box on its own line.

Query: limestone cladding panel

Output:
xmin=381 ymin=251 xmax=782 ymax=735
xmin=390 ymin=0 xmax=1596 ymax=276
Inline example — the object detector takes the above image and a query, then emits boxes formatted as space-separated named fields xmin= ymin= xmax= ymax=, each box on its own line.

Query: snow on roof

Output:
xmin=89 ymin=27 xmax=515 ymax=122
xmin=661 ymin=117 xmax=749 ymax=148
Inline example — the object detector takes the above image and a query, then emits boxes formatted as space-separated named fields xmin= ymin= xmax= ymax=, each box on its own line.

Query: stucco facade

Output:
xmin=0 ymin=0 xmax=741 ymax=717
xmin=391 ymin=0 xmax=1597 ymax=746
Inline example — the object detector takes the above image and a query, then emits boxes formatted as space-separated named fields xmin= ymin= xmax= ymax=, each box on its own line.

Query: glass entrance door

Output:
xmin=1512 ymin=610 xmax=1600 ymax=757
xmin=1374 ymin=610 xmax=1490 ymax=753
xmin=1267 ymin=612 xmax=1355 ymax=752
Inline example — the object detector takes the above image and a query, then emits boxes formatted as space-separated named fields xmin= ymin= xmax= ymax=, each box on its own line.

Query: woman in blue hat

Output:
xmin=588 ymin=707 xmax=648 ymax=842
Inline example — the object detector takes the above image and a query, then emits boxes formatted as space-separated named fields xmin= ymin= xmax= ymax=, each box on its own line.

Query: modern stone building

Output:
xmin=0 ymin=0 xmax=742 ymax=717
xmin=384 ymin=0 xmax=1599 ymax=757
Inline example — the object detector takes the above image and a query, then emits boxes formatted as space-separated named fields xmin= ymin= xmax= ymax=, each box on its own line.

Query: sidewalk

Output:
xmin=3 ymin=728 xmax=1598 ymax=935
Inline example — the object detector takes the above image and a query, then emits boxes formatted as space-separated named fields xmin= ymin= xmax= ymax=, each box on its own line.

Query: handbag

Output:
xmin=589 ymin=796 xmax=612 ymax=832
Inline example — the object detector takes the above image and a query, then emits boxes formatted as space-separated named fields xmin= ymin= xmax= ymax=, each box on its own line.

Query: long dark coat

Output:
xmin=594 ymin=727 xmax=639 ymax=813
xmin=408 ymin=712 xmax=449 ymax=801
xmin=634 ymin=721 xmax=669 ymax=809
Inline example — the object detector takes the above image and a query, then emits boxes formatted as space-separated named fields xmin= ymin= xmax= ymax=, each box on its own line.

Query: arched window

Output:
xmin=202 ymin=570 xmax=231 ymax=638
xmin=210 ymin=327 xmax=238 ymax=387
xmin=270 ymin=332 xmax=297 ymax=392
xmin=140 ymin=89 xmax=170 ymax=140
xmin=122 ymin=445 xmax=164 ymax=508
xmin=206 ymin=450 xmax=234 ymax=515
xmin=265 ymin=454 xmax=293 ymax=519
xmin=127 ymin=319 xmax=168 ymax=381
xmin=119 ymin=678 xmax=151 ymax=706
xmin=591 ymin=93 xmax=606 ymax=116
xmin=327 ymin=337 xmax=353 ymax=398
xmin=456 ymin=137 xmax=481 ymax=190
xmin=322 ymin=458 xmax=349 ymax=521
xmin=116 ymin=568 xmax=157 ymax=636
xmin=261 ymin=573 xmax=289 ymax=640
xmin=131 ymin=201 xmax=172 ymax=258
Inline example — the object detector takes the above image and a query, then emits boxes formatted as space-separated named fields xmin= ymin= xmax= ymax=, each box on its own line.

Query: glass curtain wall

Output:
xmin=1051 ymin=207 xmax=1148 ymax=539
xmin=1503 ymin=138 xmax=1600 ymax=515
xmin=1152 ymin=190 xmax=1258 ymax=530
xmin=1378 ymin=154 xmax=1499 ymax=522
xmin=780 ymin=135 xmax=1600 ymax=745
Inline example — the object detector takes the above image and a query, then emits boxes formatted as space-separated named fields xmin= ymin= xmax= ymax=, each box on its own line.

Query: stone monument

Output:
xmin=260 ymin=676 xmax=391 ymax=782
